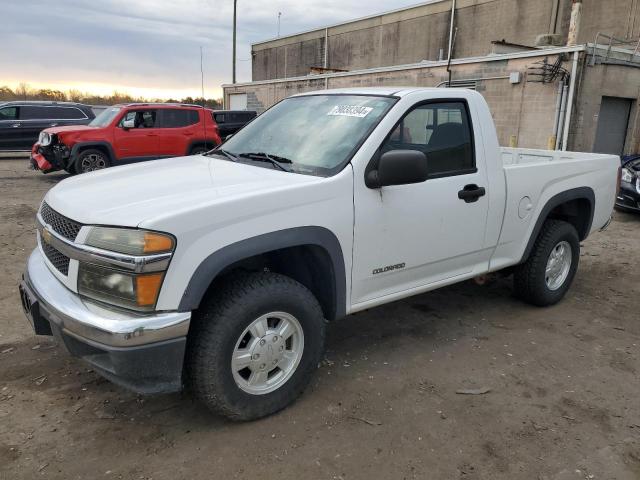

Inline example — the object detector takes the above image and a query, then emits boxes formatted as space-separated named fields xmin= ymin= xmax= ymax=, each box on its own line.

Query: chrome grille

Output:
xmin=41 ymin=241 xmax=70 ymax=275
xmin=39 ymin=202 xmax=82 ymax=241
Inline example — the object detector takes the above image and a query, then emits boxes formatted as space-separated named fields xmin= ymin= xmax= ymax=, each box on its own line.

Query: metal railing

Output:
xmin=590 ymin=32 xmax=640 ymax=65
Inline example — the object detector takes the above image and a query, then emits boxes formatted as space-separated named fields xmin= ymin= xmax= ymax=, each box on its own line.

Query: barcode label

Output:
xmin=327 ymin=105 xmax=373 ymax=118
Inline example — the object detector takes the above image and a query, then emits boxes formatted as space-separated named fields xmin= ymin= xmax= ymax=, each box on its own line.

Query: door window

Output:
xmin=213 ymin=113 xmax=226 ymax=123
xmin=19 ymin=105 xmax=86 ymax=120
xmin=0 ymin=106 xmax=18 ymax=121
xmin=119 ymin=110 xmax=157 ymax=128
xmin=159 ymin=109 xmax=199 ymax=128
xmin=381 ymin=102 xmax=475 ymax=177
xmin=53 ymin=107 xmax=88 ymax=119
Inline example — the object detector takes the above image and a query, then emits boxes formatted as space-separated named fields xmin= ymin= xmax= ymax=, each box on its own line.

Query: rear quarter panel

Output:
xmin=490 ymin=150 xmax=619 ymax=271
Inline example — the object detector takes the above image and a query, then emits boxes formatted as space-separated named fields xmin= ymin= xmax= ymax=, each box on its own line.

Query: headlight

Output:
xmin=78 ymin=263 xmax=164 ymax=311
xmin=621 ymin=167 xmax=634 ymax=183
xmin=85 ymin=227 xmax=174 ymax=255
xmin=78 ymin=227 xmax=175 ymax=311
xmin=39 ymin=132 xmax=52 ymax=146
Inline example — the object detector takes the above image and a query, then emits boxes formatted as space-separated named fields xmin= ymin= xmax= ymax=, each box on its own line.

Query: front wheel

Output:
xmin=513 ymin=219 xmax=580 ymax=306
xmin=75 ymin=149 xmax=110 ymax=174
xmin=187 ymin=272 xmax=326 ymax=421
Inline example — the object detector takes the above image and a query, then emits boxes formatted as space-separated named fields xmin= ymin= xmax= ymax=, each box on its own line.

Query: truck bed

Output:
xmin=501 ymin=147 xmax=618 ymax=166
xmin=489 ymin=147 xmax=619 ymax=272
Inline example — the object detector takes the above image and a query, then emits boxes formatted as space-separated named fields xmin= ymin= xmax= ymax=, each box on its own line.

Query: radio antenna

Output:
xmin=199 ymin=46 xmax=210 ymax=152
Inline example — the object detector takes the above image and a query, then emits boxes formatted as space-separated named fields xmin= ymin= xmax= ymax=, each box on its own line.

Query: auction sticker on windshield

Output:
xmin=327 ymin=105 xmax=374 ymax=118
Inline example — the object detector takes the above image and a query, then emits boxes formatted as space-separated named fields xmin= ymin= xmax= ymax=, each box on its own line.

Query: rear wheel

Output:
xmin=189 ymin=145 xmax=210 ymax=155
xmin=513 ymin=219 xmax=580 ymax=306
xmin=187 ymin=272 xmax=326 ymax=421
xmin=75 ymin=149 xmax=110 ymax=174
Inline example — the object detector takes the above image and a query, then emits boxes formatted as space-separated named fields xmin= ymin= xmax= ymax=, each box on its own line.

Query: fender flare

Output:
xmin=520 ymin=186 xmax=595 ymax=263
xmin=70 ymin=141 xmax=116 ymax=165
xmin=177 ymin=226 xmax=347 ymax=320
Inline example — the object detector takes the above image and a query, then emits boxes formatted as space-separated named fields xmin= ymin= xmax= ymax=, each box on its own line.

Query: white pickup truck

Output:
xmin=19 ymin=88 xmax=619 ymax=420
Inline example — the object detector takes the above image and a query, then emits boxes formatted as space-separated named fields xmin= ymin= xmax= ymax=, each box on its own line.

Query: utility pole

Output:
xmin=277 ymin=12 xmax=282 ymax=37
xmin=232 ymin=0 xmax=237 ymax=84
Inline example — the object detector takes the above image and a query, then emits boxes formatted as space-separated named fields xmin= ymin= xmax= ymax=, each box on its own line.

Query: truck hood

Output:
xmin=44 ymin=155 xmax=321 ymax=227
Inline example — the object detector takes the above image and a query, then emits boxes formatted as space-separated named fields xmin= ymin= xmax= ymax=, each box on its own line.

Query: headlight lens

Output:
xmin=85 ymin=227 xmax=174 ymax=255
xmin=39 ymin=132 xmax=52 ymax=146
xmin=621 ymin=168 xmax=634 ymax=183
xmin=78 ymin=263 xmax=165 ymax=311
xmin=78 ymin=227 xmax=175 ymax=311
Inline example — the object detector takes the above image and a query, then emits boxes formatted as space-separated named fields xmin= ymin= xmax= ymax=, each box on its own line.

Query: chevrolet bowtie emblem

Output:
xmin=42 ymin=227 xmax=52 ymax=244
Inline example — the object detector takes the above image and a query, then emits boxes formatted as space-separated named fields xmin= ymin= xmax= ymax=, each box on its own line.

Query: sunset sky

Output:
xmin=1 ymin=0 xmax=424 ymax=100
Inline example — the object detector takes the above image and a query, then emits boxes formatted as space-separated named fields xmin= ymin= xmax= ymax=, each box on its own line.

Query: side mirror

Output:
xmin=121 ymin=118 xmax=135 ymax=130
xmin=366 ymin=150 xmax=429 ymax=188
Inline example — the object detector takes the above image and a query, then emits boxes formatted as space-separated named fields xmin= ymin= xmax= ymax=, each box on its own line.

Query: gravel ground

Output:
xmin=1 ymin=159 xmax=639 ymax=480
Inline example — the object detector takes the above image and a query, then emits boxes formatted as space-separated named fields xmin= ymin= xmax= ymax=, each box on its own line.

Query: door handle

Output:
xmin=458 ymin=184 xmax=486 ymax=203
xmin=49 ymin=123 xmax=58 ymax=127
xmin=12 ymin=123 xmax=20 ymax=128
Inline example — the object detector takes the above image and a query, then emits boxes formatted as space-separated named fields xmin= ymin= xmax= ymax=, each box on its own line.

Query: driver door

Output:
xmin=112 ymin=109 xmax=161 ymax=161
xmin=351 ymin=100 xmax=491 ymax=306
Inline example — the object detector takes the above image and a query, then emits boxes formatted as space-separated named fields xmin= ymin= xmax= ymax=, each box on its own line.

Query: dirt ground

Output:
xmin=1 ymin=158 xmax=639 ymax=480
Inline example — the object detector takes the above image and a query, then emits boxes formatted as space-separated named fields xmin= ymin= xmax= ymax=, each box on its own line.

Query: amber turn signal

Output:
xmin=143 ymin=232 xmax=175 ymax=253
xmin=136 ymin=273 xmax=164 ymax=306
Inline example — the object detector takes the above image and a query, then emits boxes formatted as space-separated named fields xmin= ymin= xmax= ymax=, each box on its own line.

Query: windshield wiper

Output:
xmin=238 ymin=152 xmax=293 ymax=172
xmin=207 ymin=148 xmax=238 ymax=162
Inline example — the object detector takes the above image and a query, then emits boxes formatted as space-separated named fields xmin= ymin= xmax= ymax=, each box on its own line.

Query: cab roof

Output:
xmin=291 ymin=87 xmax=449 ymax=98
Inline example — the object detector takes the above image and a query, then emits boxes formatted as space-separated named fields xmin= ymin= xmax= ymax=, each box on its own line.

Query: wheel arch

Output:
xmin=186 ymin=139 xmax=218 ymax=155
xmin=70 ymin=141 xmax=116 ymax=164
xmin=520 ymin=187 xmax=595 ymax=263
xmin=178 ymin=227 xmax=347 ymax=321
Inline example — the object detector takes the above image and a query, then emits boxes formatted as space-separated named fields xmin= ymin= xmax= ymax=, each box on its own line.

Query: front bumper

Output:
xmin=19 ymin=248 xmax=191 ymax=393
xmin=30 ymin=142 xmax=71 ymax=173
xmin=616 ymin=181 xmax=640 ymax=212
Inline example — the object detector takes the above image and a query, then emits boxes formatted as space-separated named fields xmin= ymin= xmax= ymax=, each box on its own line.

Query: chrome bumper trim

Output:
xmin=36 ymin=213 xmax=171 ymax=273
xmin=25 ymin=248 xmax=190 ymax=347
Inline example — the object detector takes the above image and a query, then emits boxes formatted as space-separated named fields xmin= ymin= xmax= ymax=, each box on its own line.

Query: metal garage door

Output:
xmin=229 ymin=93 xmax=248 ymax=110
xmin=593 ymin=97 xmax=632 ymax=156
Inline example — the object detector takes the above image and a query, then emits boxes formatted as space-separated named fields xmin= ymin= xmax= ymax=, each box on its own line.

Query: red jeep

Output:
xmin=31 ymin=103 xmax=221 ymax=174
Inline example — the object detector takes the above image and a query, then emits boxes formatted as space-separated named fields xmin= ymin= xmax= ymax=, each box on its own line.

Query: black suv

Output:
xmin=212 ymin=110 xmax=257 ymax=140
xmin=0 ymin=101 xmax=95 ymax=151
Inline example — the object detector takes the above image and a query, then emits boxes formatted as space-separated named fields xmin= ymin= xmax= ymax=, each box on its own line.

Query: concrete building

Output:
xmin=224 ymin=0 xmax=640 ymax=155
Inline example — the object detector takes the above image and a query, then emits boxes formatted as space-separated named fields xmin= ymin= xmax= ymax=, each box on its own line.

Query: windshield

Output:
xmin=219 ymin=94 xmax=396 ymax=176
xmin=89 ymin=107 xmax=121 ymax=127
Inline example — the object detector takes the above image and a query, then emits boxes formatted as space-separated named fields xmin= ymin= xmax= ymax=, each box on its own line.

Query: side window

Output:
xmin=0 ymin=106 xmax=18 ymax=121
xmin=119 ymin=110 xmax=157 ymax=128
xmin=381 ymin=101 xmax=474 ymax=177
xmin=20 ymin=106 xmax=53 ymax=120
xmin=159 ymin=109 xmax=199 ymax=128
xmin=55 ymin=107 xmax=87 ymax=120
xmin=213 ymin=113 xmax=225 ymax=123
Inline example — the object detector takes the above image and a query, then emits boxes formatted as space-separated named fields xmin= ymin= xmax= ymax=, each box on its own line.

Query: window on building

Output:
xmin=381 ymin=101 xmax=474 ymax=177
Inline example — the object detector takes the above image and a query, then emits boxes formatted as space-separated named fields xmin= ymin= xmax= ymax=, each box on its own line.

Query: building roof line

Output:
xmin=251 ymin=0 xmax=447 ymax=47
xmin=223 ymin=45 xmax=586 ymax=88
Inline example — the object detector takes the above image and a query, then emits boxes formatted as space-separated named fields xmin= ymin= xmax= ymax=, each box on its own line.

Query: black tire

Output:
xmin=189 ymin=145 xmax=210 ymax=155
xmin=513 ymin=219 xmax=580 ymax=306
xmin=74 ymin=148 xmax=110 ymax=174
xmin=187 ymin=272 xmax=326 ymax=421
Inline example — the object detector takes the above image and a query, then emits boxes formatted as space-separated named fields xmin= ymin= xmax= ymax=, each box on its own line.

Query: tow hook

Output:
xmin=600 ymin=215 xmax=612 ymax=232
